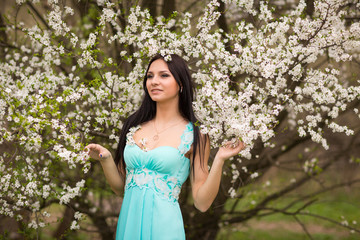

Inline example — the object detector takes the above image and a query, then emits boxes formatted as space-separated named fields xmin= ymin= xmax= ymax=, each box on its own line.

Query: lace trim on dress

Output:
xmin=126 ymin=125 xmax=141 ymax=146
xmin=125 ymin=168 xmax=182 ymax=203
xmin=126 ymin=122 xmax=193 ymax=155
xmin=177 ymin=123 xmax=193 ymax=155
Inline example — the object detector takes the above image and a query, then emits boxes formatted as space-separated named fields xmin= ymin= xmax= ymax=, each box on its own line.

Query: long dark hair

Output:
xmin=114 ymin=54 xmax=207 ymax=177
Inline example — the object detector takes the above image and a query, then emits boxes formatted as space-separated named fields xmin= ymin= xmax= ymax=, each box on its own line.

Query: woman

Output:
xmin=86 ymin=54 xmax=245 ymax=239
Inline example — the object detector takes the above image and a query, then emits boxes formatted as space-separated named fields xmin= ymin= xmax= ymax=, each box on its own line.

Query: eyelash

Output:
xmin=146 ymin=74 xmax=170 ymax=79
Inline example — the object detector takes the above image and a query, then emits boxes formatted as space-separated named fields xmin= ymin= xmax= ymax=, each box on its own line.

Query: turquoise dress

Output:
xmin=116 ymin=122 xmax=193 ymax=240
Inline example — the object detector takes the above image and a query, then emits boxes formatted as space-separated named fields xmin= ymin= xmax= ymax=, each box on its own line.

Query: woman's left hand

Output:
xmin=215 ymin=139 xmax=245 ymax=162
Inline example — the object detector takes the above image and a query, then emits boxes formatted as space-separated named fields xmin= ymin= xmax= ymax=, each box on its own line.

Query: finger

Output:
xmin=237 ymin=141 xmax=246 ymax=151
xmin=222 ymin=140 xmax=233 ymax=147
xmin=85 ymin=143 xmax=103 ymax=153
xmin=85 ymin=143 xmax=98 ymax=150
xmin=221 ymin=138 xmax=245 ymax=152
xmin=229 ymin=139 xmax=240 ymax=148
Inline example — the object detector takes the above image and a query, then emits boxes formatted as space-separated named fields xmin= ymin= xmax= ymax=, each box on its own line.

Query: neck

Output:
xmin=154 ymin=100 xmax=183 ymax=126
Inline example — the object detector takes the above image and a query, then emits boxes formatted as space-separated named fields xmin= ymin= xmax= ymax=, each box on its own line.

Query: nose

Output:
xmin=150 ymin=75 xmax=159 ymax=85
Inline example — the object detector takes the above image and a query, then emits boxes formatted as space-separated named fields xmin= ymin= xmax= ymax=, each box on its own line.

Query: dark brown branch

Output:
xmin=88 ymin=130 xmax=109 ymax=138
xmin=142 ymin=0 xmax=157 ymax=18
xmin=26 ymin=1 xmax=51 ymax=30
xmin=282 ymin=179 xmax=360 ymax=213
xmin=224 ymin=132 xmax=358 ymax=224
xmin=298 ymin=212 xmax=360 ymax=233
xmin=217 ymin=1 xmax=231 ymax=53
xmin=256 ymin=131 xmax=357 ymax=210
xmin=53 ymin=206 xmax=74 ymax=239
xmin=305 ymin=0 xmax=315 ymax=17
xmin=183 ymin=1 xmax=201 ymax=13
xmin=294 ymin=215 xmax=314 ymax=240
xmin=303 ymin=3 xmax=331 ymax=46
xmin=162 ymin=0 xmax=175 ymax=18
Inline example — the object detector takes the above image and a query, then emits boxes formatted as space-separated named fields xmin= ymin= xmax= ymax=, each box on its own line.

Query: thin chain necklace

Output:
xmin=153 ymin=119 xmax=183 ymax=141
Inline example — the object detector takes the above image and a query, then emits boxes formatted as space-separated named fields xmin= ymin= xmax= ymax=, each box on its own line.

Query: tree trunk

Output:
xmin=162 ymin=0 xmax=175 ymax=18
xmin=306 ymin=0 xmax=314 ymax=17
xmin=89 ymin=214 xmax=115 ymax=240
xmin=53 ymin=207 xmax=74 ymax=239
xmin=142 ymin=0 xmax=158 ymax=18
xmin=217 ymin=1 xmax=229 ymax=40
xmin=0 ymin=14 xmax=7 ymax=59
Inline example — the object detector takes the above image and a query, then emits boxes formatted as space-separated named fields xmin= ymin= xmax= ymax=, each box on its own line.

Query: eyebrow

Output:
xmin=147 ymin=70 xmax=170 ymax=74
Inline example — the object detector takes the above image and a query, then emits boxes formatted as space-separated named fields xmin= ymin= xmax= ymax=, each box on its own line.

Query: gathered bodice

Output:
xmin=123 ymin=122 xmax=193 ymax=202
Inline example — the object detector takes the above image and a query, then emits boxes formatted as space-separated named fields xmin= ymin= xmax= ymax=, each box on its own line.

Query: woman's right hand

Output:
xmin=84 ymin=143 xmax=112 ymax=161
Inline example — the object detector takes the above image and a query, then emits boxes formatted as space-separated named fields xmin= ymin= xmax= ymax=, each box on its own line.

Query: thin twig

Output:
xmin=293 ymin=215 xmax=314 ymax=240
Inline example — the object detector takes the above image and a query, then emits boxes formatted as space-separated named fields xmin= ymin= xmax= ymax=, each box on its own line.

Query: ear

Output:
xmin=179 ymin=82 xmax=183 ymax=93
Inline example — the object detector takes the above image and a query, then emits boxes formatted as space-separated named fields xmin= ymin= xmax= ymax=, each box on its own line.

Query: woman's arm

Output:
xmin=85 ymin=143 xmax=125 ymax=195
xmin=190 ymin=137 xmax=245 ymax=212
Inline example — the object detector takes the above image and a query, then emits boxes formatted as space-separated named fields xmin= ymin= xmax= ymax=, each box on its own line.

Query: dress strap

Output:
xmin=177 ymin=122 xmax=194 ymax=156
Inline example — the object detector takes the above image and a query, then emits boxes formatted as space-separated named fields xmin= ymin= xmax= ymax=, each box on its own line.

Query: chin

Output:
xmin=149 ymin=96 xmax=162 ymax=102
xmin=149 ymin=94 xmax=178 ymax=103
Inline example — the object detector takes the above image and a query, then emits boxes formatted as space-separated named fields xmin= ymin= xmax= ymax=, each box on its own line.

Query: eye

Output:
xmin=161 ymin=74 xmax=170 ymax=78
xmin=146 ymin=74 xmax=153 ymax=79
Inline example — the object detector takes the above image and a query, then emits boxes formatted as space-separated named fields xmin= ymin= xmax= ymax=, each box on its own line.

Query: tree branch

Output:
xmin=26 ymin=1 xmax=51 ymax=30
xmin=293 ymin=215 xmax=314 ymax=240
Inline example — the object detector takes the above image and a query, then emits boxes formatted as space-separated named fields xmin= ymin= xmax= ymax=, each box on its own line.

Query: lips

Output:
xmin=150 ymin=89 xmax=162 ymax=93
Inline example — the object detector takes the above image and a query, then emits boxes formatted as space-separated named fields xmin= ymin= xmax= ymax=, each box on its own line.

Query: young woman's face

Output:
xmin=146 ymin=59 xmax=180 ymax=103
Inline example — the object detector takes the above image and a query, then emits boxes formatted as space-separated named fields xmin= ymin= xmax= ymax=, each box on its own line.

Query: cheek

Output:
xmin=170 ymin=80 xmax=179 ymax=92
xmin=176 ymin=82 xmax=181 ymax=92
xmin=170 ymin=83 xmax=179 ymax=93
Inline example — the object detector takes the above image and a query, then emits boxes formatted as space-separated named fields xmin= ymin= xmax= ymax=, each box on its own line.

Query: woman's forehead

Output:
xmin=148 ymin=59 xmax=169 ymax=72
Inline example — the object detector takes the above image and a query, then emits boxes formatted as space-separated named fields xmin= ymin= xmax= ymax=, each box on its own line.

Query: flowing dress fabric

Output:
xmin=116 ymin=122 xmax=193 ymax=240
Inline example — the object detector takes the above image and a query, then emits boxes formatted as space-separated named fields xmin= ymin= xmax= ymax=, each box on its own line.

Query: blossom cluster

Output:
xmin=0 ymin=0 xmax=359 ymax=231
